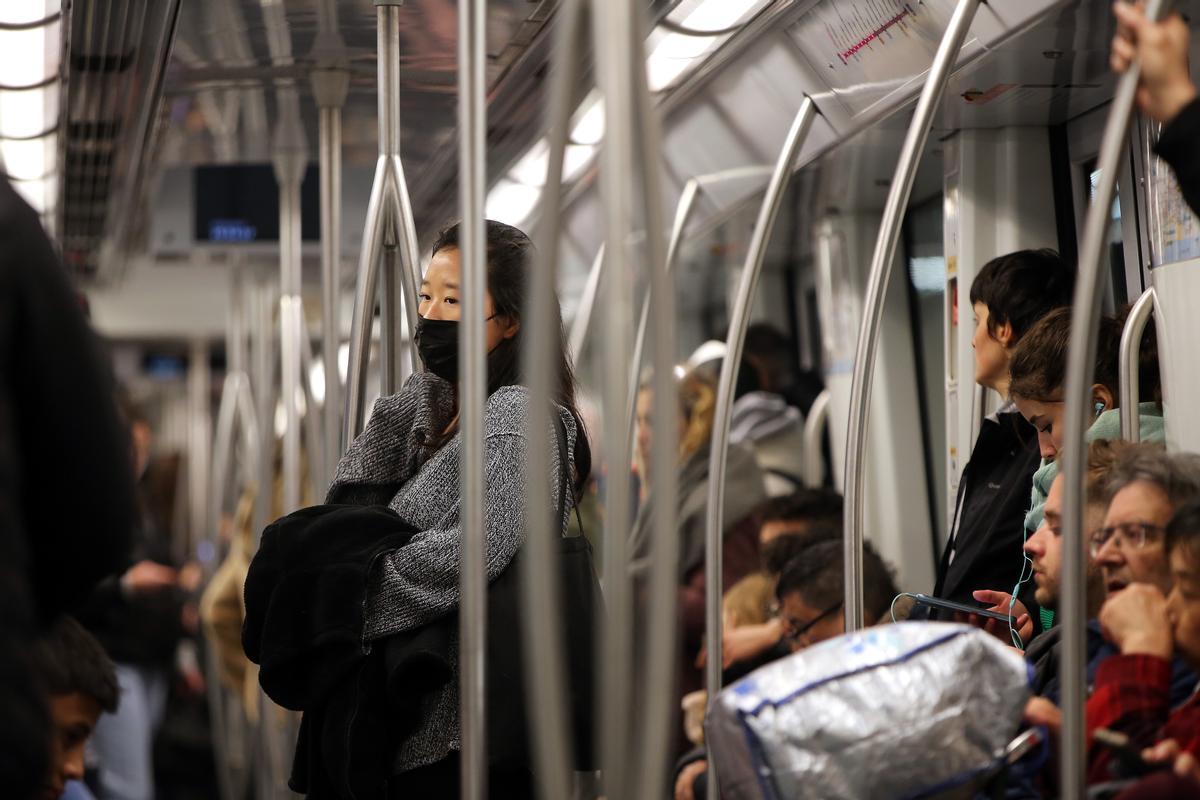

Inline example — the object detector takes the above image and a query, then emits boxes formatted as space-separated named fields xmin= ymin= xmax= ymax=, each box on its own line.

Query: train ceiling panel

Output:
xmin=59 ymin=0 xmax=181 ymax=281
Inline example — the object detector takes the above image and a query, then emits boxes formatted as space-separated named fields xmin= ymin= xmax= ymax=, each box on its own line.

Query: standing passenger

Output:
xmin=326 ymin=220 xmax=591 ymax=795
xmin=930 ymin=250 xmax=1074 ymax=620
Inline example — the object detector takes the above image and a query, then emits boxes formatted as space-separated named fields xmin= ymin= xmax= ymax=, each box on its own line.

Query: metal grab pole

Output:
xmin=457 ymin=0 xmax=488 ymax=795
xmin=1060 ymin=4 xmax=1168 ymax=796
xmin=842 ymin=0 xmax=979 ymax=632
xmin=591 ymin=0 xmax=639 ymax=794
xmin=627 ymin=0 xmax=677 ymax=794
xmin=568 ymin=245 xmax=605 ymax=365
xmin=312 ymin=68 xmax=348 ymax=481
xmin=703 ymin=96 xmax=817 ymax=800
xmin=803 ymin=388 xmax=831 ymax=488
xmin=1120 ymin=288 xmax=1155 ymax=442
xmin=521 ymin=0 xmax=587 ymax=796
xmin=275 ymin=145 xmax=306 ymax=516
xmin=343 ymin=2 xmax=424 ymax=448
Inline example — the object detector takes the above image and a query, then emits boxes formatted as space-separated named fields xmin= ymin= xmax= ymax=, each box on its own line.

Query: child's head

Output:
xmin=29 ymin=616 xmax=118 ymax=799
xmin=722 ymin=573 xmax=775 ymax=630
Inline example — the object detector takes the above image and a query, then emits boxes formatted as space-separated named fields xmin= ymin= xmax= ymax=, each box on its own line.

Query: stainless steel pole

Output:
xmin=591 ymin=0 xmax=638 ymax=793
xmin=251 ymin=276 xmax=275 ymax=545
xmin=803 ymin=388 xmax=831 ymax=488
xmin=313 ymin=68 xmax=348 ymax=476
xmin=458 ymin=0 xmax=488 ymax=795
xmin=1060 ymin=4 xmax=1167 ymax=796
xmin=380 ymin=242 xmax=401 ymax=395
xmin=620 ymin=1 xmax=677 ymax=793
xmin=344 ymin=2 xmax=423 ymax=447
xmin=275 ymin=145 xmax=307 ymax=516
xmin=1119 ymin=288 xmax=1155 ymax=442
xmin=521 ymin=0 xmax=587 ymax=796
xmin=703 ymin=97 xmax=817 ymax=800
xmin=842 ymin=0 xmax=979 ymax=632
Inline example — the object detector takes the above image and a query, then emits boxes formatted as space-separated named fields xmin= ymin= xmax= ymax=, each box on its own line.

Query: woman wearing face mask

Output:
xmin=326 ymin=219 xmax=591 ymax=794
xmin=1009 ymin=306 xmax=1164 ymax=537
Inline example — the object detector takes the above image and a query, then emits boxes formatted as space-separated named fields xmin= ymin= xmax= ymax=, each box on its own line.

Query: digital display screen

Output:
xmin=193 ymin=163 xmax=320 ymax=242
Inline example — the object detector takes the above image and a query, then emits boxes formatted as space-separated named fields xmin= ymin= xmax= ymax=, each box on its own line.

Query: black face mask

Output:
xmin=415 ymin=317 xmax=460 ymax=382
xmin=414 ymin=315 xmax=499 ymax=383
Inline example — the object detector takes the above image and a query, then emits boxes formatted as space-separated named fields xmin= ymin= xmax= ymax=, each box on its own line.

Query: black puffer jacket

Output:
xmin=1157 ymin=98 xmax=1200 ymax=217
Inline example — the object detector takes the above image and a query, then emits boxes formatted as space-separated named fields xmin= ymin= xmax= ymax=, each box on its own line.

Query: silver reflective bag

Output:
xmin=707 ymin=622 xmax=1031 ymax=800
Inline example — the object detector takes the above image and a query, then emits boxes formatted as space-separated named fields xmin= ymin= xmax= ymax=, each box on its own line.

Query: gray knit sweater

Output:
xmin=327 ymin=371 xmax=578 ymax=771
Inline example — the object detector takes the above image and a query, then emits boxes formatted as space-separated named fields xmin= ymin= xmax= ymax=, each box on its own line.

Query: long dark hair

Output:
xmin=429 ymin=219 xmax=592 ymax=492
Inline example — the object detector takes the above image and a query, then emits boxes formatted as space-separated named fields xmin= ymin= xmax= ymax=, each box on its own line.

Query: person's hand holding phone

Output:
xmin=950 ymin=589 xmax=1031 ymax=650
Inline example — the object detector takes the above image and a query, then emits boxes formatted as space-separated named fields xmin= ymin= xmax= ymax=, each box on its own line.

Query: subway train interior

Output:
xmin=8 ymin=0 xmax=1200 ymax=798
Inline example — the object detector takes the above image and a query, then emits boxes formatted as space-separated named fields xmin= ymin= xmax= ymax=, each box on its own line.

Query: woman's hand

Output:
xmin=674 ymin=760 xmax=707 ymax=800
xmin=1143 ymin=740 xmax=1200 ymax=782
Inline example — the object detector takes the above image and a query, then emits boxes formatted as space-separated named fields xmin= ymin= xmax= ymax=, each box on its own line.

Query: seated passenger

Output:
xmin=731 ymin=355 xmax=807 ymax=497
xmin=628 ymin=368 xmax=767 ymax=759
xmin=931 ymin=250 xmax=1074 ymax=621
xmin=1017 ymin=449 xmax=1200 ymax=786
xmin=674 ymin=538 xmax=898 ymax=800
xmin=1086 ymin=489 xmax=1200 ymax=784
xmin=754 ymin=488 xmax=843 ymax=546
xmin=28 ymin=616 xmax=120 ymax=800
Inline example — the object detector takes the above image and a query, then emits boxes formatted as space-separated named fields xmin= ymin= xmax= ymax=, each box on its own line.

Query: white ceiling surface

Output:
xmin=88 ymin=0 xmax=1149 ymax=340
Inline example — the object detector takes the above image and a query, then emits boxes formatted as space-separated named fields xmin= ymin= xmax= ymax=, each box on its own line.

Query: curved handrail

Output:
xmin=842 ymin=0 xmax=980 ymax=632
xmin=1120 ymin=288 xmax=1155 ymax=442
xmin=1058 ymin=3 xmax=1169 ymax=796
xmin=703 ymin=95 xmax=817 ymax=800
xmin=342 ymin=3 xmax=423 ymax=451
xmin=803 ymin=388 xmax=831 ymax=488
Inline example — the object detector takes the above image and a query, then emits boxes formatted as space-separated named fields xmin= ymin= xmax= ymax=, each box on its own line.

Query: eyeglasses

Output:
xmin=1088 ymin=521 xmax=1165 ymax=559
xmin=783 ymin=602 xmax=842 ymax=644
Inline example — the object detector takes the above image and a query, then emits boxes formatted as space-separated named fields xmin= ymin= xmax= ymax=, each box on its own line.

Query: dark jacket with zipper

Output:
xmin=932 ymin=406 xmax=1042 ymax=622
xmin=1156 ymin=98 xmax=1200 ymax=217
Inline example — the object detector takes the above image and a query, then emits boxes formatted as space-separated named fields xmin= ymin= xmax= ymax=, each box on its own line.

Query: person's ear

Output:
xmin=1092 ymin=384 xmax=1116 ymax=416
xmin=500 ymin=315 xmax=520 ymax=340
xmin=996 ymin=318 xmax=1016 ymax=350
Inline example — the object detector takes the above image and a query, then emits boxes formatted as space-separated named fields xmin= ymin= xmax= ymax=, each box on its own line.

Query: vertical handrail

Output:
xmin=521 ymin=0 xmax=587 ymax=796
xmin=343 ymin=2 xmax=424 ymax=450
xmin=803 ymin=388 xmax=831 ymax=488
xmin=628 ymin=0 xmax=677 ymax=794
xmin=591 ymin=0 xmax=640 ymax=794
xmin=1059 ymin=3 xmax=1168 ymax=796
xmin=703 ymin=96 xmax=817 ymax=800
xmin=274 ymin=138 xmax=306 ymax=516
xmin=457 ymin=0 xmax=488 ymax=795
xmin=312 ymin=67 xmax=348 ymax=485
xmin=842 ymin=0 xmax=980 ymax=632
xmin=1120 ymin=288 xmax=1155 ymax=442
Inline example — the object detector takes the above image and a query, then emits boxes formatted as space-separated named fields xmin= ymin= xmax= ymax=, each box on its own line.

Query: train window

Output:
xmin=1087 ymin=166 xmax=1130 ymax=308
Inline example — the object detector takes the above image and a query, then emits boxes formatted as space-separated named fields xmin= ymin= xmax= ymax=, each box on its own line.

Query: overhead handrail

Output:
xmin=803 ymin=388 xmax=831 ymax=488
xmin=520 ymin=0 xmax=588 ymax=795
xmin=1120 ymin=288 xmax=1155 ymax=442
xmin=842 ymin=0 xmax=981 ymax=632
xmin=1059 ymin=2 xmax=1170 ymax=796
xmin=457 ymin=0 xmax=488 ymax=794
xmin=703 ymin=95 xmax=817 ymax=800
xmin=343 ymin=1 xmax=424 ymax=450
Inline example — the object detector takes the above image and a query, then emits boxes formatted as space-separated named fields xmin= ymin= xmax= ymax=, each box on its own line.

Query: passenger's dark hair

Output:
xmin=757 ymin=488 xmax=844 ymax=530
xmin=28 ymin=616 xmax=118 ymax=713
xmin=1009 ymin=308 xmax=1122 ymax=402
xmin=430 ymin=220 xmax=591 ymax=492
xmin=743 ymin=324 xmax=795 ymax=381
xmin=762 ymin=525 xmax=840 ymax=576
xmin=969 ymin=249 xmax=1075 ymax=344
xmin=1167 ymin=497 xmax=1200 ymax=566
xmin=775 ymin=539 xmax=896 ymax=623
